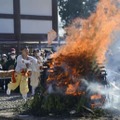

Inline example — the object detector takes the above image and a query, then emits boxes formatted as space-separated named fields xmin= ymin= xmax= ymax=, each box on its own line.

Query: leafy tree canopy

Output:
xmin=58 ymin=0 xmax=99 ymax=27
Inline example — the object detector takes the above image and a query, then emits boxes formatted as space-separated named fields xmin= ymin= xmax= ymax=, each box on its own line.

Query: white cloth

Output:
xmin=30 ymin=56 xmax=43 ymax=72
xmin=30 ymin=71 xmax=40 ymax=88
xmin=30 ymin=56 xmax=43 ymax=88
xmin=15 ymin=55 xmax=37 ymax=73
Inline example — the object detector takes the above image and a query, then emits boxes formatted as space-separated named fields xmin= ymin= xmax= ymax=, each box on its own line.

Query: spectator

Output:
xmin=4 ymin=48 xmax=17 ymax=91
xmin=40 ymin=50 xmax=46 ymax=62
xmin=40 ymin=57 xmax=52 ymax=90
xmin=6 ymin=48 xmax=17 ymax=70
xmin=0 ymin=54 xmax=8 ymax=70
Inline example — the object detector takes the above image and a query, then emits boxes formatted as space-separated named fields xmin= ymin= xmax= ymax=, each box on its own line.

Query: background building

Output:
xmin=0 ymin=0 xmax=58 ymax=53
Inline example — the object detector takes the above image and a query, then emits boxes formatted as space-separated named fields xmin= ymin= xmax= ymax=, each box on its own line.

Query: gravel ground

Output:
xmin=0 ymin=92 xmax=29 ymax=120
xmin=0 ymin=93 xmax=25 ymax=112
xmin=0 ymin=92 xmax=120 ymax=120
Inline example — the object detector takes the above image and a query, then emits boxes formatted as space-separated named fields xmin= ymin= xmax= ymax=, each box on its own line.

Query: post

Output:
xmin=13 ymin=0 xmax=21 ymax=53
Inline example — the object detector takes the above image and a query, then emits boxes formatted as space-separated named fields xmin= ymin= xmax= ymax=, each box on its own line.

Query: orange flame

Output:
xmin=90 ymin=94 xmax=105 ymax=108
xmin=56 ymin=0 xmax=120 ymax=63
xmin=91 ymin=94 xmax=102 ymax=100
xmin=65 ymin=82 xmax=85 ymax=96
xmin=47 ymin=0 xmax=120 ymax=96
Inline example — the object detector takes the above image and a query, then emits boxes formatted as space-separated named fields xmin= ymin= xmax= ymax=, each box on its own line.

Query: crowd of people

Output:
xmin=0 ymin=46 xmax=54 ymax=101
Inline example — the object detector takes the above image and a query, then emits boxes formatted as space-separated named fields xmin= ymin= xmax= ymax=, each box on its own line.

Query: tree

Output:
xmin=58 ymin=0 xmax=99 ymax=27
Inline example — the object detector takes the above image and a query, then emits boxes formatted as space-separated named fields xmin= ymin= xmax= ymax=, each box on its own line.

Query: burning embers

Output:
xmin=65 ymin=82 xmax=84 ymax=96
xmin=90 ymin=93 xmax=106 ymax=108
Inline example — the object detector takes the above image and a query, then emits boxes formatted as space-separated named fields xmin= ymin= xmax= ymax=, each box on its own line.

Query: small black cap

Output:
xmin=33 ymin=48 xmax=39 ymax=53
xmin=21 ymin=46 xmax=29 ymax=51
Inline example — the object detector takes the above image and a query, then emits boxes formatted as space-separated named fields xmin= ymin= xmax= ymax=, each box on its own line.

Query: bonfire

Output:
xmin=22 ymin=0 xmax=120 ymax=117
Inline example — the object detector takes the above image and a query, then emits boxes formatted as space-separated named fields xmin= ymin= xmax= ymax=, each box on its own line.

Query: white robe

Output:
xmin=30 ymin=56 xmax=43 ymax=88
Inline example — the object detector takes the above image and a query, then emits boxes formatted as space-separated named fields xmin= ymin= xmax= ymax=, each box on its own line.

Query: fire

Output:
xmin=91 ymin=94 xmax=102 ymax=100
xmin=46 ymin=0 xmax=120 ymax=107
xmin=58 ymin=0 xmax=120 ymax=63
xmin=90 ymin=93 xmax=105 ymax=108
xmin=65 ymin=82 xmax=85 ymax=96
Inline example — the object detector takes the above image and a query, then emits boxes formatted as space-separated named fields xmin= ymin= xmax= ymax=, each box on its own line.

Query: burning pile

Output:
xmin=23 ymin=0 xmax=120 ymax=116
xmin=47 ymin=51 xmax=107 ymax=96
xmin=46 ymin=0 xmax=120 ymax=100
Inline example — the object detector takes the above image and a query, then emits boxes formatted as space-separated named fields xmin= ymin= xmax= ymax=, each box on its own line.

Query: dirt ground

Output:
xmin=0 ymin=92 xmax=120 ymax=120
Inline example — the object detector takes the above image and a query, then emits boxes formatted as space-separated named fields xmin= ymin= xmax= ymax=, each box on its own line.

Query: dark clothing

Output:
xmin=5 ymin=59 xmax=16 ymax=70
xmin=0 ymin=64 xmax=2 ymax=70
xmin=40 ymin=61 xmax=50 ymax=88
xmin=2 ymin=59 xmax=16 ymax=91
xmin=0 ymin=60 xmax=7 ymax=70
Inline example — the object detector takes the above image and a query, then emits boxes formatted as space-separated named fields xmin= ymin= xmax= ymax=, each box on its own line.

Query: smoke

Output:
xmin=104 ymin=31 xmax=120 ymax=111
xmin=81 ymin=31 xmax=120 ymax=110
xmin=106 ymin=31 xmax=120 ymax=78
xmin=82 ymin=74 xmax=120 ymax=110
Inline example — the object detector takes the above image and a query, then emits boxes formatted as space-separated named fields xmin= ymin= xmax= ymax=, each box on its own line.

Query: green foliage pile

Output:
xmin=22 ymin=93 xmax=90 ymax=117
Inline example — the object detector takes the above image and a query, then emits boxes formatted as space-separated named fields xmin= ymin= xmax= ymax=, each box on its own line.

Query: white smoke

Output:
xmin=81 ymin=31 xmax=120 ymax=110
xmin=104 ymin=31 xmax=120 ymax=110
